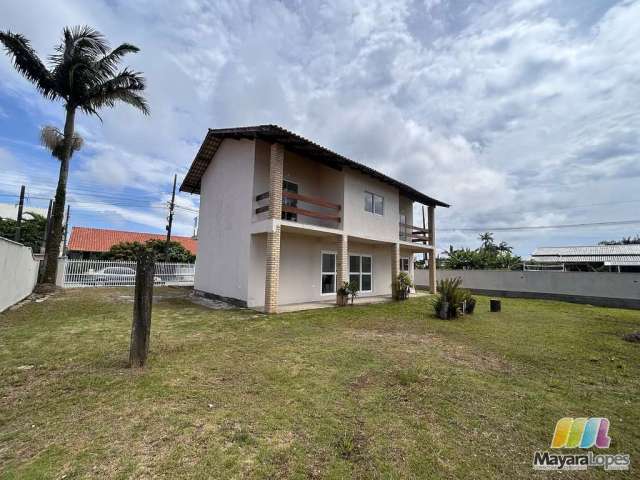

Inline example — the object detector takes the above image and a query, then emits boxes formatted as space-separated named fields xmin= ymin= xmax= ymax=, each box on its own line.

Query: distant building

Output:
xmin=530 ymin=245 xmax=640 ymax=272
xmin=67 ymin=227 xmax=198 ymax=259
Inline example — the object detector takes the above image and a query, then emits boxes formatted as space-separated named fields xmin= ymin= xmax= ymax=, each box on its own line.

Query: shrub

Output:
xmin=431 ymin=277 xmax=476 ymax=319
xmin=395 ymin=272 xmax=413 ymax=300
xmin=346 ymin=280 xmax=359 ymax=305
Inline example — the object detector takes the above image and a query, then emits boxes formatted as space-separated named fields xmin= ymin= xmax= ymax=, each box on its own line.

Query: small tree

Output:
xmin=103 ymin=239 xmax=195 ymax=263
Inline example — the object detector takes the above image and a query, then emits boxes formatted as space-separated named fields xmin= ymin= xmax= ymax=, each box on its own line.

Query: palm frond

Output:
xmin=81 ymin=69 xmax=150 ymax=116
xmin=95 ymin=43 xmax=140 ymax=79
xmin=40 ymin=125 xmax=83 ymax=159
xmin=0 ymin=31 xmax=57 ymax=99
xmin=58 ymin=25 xmax=109 ymax=60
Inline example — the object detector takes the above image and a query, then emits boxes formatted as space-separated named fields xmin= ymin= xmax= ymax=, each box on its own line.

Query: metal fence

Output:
xmin=62 ymin=259 xmax=195 ymax=288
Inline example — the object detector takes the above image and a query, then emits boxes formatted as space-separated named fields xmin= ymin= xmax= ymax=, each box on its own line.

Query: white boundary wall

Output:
xmin=0 ymin=237 xmax=41 ymax=312
xmin=415 ymin=269 xmax=640 ymax=309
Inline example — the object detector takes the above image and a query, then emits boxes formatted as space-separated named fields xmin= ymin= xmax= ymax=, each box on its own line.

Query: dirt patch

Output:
xmin=347 ymin=329 xmax=512 ymax=374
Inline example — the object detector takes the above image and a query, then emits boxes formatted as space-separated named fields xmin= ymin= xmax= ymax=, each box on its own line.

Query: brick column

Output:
xmin=264 ymin=143 xmax=284 ymax=313
xmin=336 ymin=234 xmax=348 ymax=303
xmin=269 ymin=143 xmax=284 ymax=220
xmin=391 ymin=242 xmax=400 ymax=299
xmin=265 ymin=225 xmax=281 ymax=313
xmin=428 ymin=205 xmax=436 ymax=294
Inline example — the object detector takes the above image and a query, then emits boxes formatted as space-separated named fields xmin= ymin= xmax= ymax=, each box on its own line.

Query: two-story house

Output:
xmin=180 ymin=125 xmax=448 ymax=312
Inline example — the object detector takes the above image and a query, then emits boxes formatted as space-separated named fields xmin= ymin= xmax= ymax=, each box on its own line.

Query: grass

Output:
xmin=1 ymin=288 xmax=639 ymax=479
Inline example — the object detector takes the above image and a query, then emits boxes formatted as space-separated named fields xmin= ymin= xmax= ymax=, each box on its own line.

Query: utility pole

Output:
xmin=43 ymin=199 xmax=53 ymax=254
xmin=14 ymin=185 xmax=25 ymax=243
xmin=62 ymin=205 xmax=70 ymax=256
xmin=165 ymin=173 xmax=177 ymax=260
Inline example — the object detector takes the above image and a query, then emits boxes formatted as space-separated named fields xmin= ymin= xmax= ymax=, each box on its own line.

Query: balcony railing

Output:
xmin=255 ymin=190 xmax=341 ymax=224
xmin=399 ymin=223 xmax=430 ymax=244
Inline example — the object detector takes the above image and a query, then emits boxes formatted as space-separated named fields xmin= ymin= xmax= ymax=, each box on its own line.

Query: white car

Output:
xmin=89 ymin=266 xmax=162 ymax=286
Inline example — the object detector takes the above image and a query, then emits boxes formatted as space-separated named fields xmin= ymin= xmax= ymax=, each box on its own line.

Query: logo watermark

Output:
xmin=533 ymin=418 xmax=630 ymax=471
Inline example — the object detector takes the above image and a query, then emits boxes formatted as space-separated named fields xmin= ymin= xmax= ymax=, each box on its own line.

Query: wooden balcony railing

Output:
xmin=399 ymin=223 xmax=430 ymax=244
xmin=255 ymin=190 xmax=341 ymax=223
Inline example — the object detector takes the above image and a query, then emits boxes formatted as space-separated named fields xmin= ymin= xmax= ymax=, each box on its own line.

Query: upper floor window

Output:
xmin=364 ymin=192 xmax=384 ymax=215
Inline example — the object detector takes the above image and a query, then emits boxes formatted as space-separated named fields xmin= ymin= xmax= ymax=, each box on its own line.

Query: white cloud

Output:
xmin=1 ymin=0 xmax=638 ymax=253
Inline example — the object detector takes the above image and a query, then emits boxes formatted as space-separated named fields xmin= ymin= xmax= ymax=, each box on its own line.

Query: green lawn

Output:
xmin=1 ymin=288 xmax=639 ymax=479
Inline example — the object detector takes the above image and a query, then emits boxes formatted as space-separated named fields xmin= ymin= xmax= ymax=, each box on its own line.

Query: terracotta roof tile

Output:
xmin=68 ymin=227 xmax=198 ymax=255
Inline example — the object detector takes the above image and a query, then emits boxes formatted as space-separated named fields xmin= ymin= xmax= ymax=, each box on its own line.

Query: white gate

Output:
xmin=62 ymin=259 xmax=195 ymax=288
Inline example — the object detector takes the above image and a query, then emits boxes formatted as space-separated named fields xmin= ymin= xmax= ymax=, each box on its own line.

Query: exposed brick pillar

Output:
xmin=391 ymin=242 xmax=400 ymax=299
xmin=336 ymin=234 xmax=348 ymax=303
xmin=264 ymin=226 xmax=281 ymax=313
xmin=269 ymin=143 xmax=284 ymax=220
xmin=428 ymin=205 xmax=436 ymax=294
xmin=264 ymin=143 xmax=284 ymax=313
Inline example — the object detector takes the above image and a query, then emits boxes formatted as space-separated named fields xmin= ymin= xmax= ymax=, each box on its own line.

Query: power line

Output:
xmin=440 ymin=219 xmax=640 ymax=232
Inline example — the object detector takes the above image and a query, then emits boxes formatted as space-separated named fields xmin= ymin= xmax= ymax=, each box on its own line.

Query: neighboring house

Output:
xmin=67 ymin=227 xmax=198 ymax=259
xmin=531 ymin=245 xmax=640 ymax=272
xmin=180 ymin=125 xmax=448 ymax=312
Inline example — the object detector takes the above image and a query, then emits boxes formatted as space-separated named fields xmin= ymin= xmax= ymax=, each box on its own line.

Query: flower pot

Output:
xmin=337 ymin=294 xmax=348 ymax=307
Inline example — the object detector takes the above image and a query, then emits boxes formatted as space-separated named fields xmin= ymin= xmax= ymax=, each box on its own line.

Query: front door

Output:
xmin=282 ymin=180 xmax=298 ymax=221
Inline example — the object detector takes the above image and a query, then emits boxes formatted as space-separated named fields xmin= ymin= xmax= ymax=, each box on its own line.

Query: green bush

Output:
xmin=431 ymin=277 xmax=476 ymax=319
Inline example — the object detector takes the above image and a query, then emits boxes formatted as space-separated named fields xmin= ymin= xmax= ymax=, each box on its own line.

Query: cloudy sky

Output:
xmin=1 ymin=0 xmax=639 ymax=256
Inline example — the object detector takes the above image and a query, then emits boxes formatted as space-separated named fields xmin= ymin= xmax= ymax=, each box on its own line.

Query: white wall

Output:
xmin=343 ymin=168 xmax=400 ymax=242
xmin=0 ymin=237 xmax=40 ymax=312
xmin=247 ymin=231 xmax=398 ymax=307
xmin=414 ymin=269 xmax=640 ymax=307
xmin=195 ymin=138 xmax=255 ymax=303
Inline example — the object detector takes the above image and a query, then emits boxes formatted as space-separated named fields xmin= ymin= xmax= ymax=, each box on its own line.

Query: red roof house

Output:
xmin=67 ymin=227 xmax=198 ymax=257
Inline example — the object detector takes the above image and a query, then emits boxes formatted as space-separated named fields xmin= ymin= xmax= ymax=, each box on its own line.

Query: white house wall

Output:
xmin=247 ymin=231 xmax=399 ymax=307
xmin=343 ymin=168 xmax=400 ymax=242
xmin=195 ymin=138 xmax=255 ymax=303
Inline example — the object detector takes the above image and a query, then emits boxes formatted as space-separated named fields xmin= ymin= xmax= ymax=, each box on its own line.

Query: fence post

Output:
xmin=129 ymin=250 xmax=155 ymax=367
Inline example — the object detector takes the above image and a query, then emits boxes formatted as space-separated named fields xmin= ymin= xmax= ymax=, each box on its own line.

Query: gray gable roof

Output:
xmin=180 ymin=125 xmax=449 ymax=208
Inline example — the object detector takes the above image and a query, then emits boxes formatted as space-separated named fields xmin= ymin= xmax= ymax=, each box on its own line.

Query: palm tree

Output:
xmin=0 ymin=26 xmax=149 ymax=286
xmin=478 ymin=232 xmax=495 ymax=250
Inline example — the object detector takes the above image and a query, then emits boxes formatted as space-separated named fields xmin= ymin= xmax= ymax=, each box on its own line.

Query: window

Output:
xmin=400 ymin=257 xmax=410 ymax=272
xmin=349 ymin=254 xmax=372 ymax=292
xmin=364 ymin=192 xmax=384 ymax=215
xmin=321 ymin=252 xmax=336 ymax=294
xmin=282 ymin=180 xmax=298 ymax=221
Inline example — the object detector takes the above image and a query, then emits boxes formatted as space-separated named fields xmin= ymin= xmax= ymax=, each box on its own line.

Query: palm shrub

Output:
xmin=395 ymin=272 xmax=413 ymax=300
xmin=431 ymin=277 xmax=474 ymax=319
xmin=0 ymin=26 xmax=149 ymax=286
xmin=346 ymin=280 xmax=359 ymax=305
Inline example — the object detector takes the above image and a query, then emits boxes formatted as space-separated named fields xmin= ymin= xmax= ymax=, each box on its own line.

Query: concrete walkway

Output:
xmin=275 ymin=290 xmax=429 ymax=313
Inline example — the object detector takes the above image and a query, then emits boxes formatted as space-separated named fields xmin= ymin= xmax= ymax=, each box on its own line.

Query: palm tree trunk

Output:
xmin=41 ymin=106 xmax=75 ymax=285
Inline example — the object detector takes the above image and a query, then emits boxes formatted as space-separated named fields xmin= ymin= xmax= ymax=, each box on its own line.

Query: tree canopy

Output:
xmin=0 ymin=212 xmax=47 ymax=252
xmin=599 ymin=235 xmax=640 ymax=245
xmin=102 ymin=239 xmax=196 ymax=263
xmin=441 ymin=232 xmax=521 ymax=270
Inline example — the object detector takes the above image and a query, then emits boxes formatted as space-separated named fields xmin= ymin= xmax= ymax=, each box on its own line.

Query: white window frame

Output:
xmin=400 ymin=257 xmax=410 ymax=272
xmin=349 ymin=254 xmax=373 ymax=293
xmin=320 ymin=250 xmax=337 ymax=295
xmin=364 ymin=191 xmax=384 ymax=216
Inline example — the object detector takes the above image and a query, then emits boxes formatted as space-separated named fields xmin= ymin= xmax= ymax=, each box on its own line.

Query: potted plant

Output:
xmin=347 ymin=280 xmax=359 ymax=305
xmin=395 ymin=272 xmax=413 ymax=300
xmin=431 ymin=277 xmax=476 ymax=319
xmin=337 ymin=282 xmax=349 ymax=307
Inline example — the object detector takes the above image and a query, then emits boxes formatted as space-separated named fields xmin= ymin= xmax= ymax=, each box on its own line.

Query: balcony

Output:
xmin=255 ymin=190 xmax=342 ymax=226
xmin=399 ymin=222 xmax=431 ymax=244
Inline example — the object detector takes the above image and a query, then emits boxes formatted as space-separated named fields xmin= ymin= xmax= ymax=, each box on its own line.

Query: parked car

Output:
xmin=89 ymin=267 xmax=163 ymax=286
